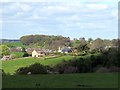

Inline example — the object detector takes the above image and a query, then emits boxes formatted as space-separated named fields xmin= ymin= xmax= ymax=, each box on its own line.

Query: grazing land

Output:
xmin=2 ymin=73 xmax=118 ymax=88
xmin=3 ymin=42 xmax=25 ymax=47
xmin=2 ymin=55 xmax=74 ymax=74
xmin=11 ymin=52 xmax=24 ymax=58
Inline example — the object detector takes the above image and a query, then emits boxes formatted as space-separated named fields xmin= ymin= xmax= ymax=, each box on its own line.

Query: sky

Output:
xmin=0 ymin=0 xmax=119 ymax=40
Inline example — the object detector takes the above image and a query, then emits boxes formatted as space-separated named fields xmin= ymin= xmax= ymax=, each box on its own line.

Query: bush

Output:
xmin=10 ymin=54 xmax=17 ymax=59
xmin=105 ymin=48 xmax=118 ymax=67
xmin=90 ymin=49 xmax=98 ymax=54
xmin=28 ymin=63 xmax=48 ymax=74
xmin=78 ymin=53 xmax=87 ymax=56
xmin=96 ymin=67 xmax=109 ymax=73
xmin=0 ymin=54 xmax=3 ymax=58
xmin=109 ymin=66 xmax=120 ymax=72
xmin=54 ymin=63 xmax=67 ymax=74
xmin=16 ymin=63 xmax=48 ymax=75
xmin=16 ymin=67 xmax=29 ymax=74
xmin=23 ymin=51 xmax=29 ymax=57
xmin=11 ymin=52 xmax=24 ymax=59
xmin=1 ymin=69 xmax=6 ymax=75
xmin=75 ymin=57 xmax=93 ymax=73
xmin=64 ymin=66 xmax=78 ymax=73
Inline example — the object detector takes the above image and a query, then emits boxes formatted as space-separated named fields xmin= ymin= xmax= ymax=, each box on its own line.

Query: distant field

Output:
xmin=2 ymin=55 xmax=74 ymax=74
xmin=2 ymin=73 xmax=118 ymax=88
xmin=11 ymin=52 xmax=24 ymax=58
xmin=4 ymin=42 xmax=25 ymax=47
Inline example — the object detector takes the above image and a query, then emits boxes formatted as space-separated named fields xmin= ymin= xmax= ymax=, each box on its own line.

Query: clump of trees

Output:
xmin=20 ymin=35 xmax=71 ymax=50
xmin=20 ymin=35 xmax=119 ymax=53
xmin=22 ymin=47 xmax=29 ymax=57
xmin=53 ymin=47 xmax=120 ymax=73
xmin=1 ymin=69 xmax=6 ymax=75
xmin=72 ymin=38 xmax=118 ymax=54
xmin=16 ymin=63 xmax=50 ymax=75
xmin=0 ymin=45 xmax=10 ymax=58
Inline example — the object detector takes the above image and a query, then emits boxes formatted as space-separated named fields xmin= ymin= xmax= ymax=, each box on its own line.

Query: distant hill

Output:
xmin=0 ymin=39 xmax=20 ymax=43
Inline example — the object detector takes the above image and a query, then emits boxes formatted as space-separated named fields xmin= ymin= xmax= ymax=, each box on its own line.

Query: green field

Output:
xmin=11 ymin=52 xmax=24 ymax=58
xmin=4 ymin=42 xmax=25 ymax=47
xmin=2 ymin=73 xmax=118 ymax=88
xmin=2 ymin=54 xmax=119 ymax=88
xmin=2 ymin=55 xmax=74 ymax=74
xmin=2 ymin=53 xmax=101 ymax=74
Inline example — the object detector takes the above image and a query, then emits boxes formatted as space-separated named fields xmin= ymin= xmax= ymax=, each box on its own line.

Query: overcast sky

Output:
xmin=0 ymin=0 xmax=119 ymax=40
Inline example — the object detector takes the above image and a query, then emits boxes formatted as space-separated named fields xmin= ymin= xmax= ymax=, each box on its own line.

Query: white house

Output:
xmin=58 ymin=47 xmax=62 ymax=53
xmin=32 ymin=50 xmax=46 ymax=57
xmin=58 ymin=47 xmax=72 ymax=53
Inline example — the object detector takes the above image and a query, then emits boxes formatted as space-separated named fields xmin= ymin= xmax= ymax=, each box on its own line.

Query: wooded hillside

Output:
xmin=20 ymin=35 xmax=71 ymax=50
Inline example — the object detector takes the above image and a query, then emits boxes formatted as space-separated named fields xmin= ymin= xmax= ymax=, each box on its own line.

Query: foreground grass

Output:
xmin=2 ymin=55 xmax=74 ymax=74
xmin=2 ymin=73 xmax=118 ymax=88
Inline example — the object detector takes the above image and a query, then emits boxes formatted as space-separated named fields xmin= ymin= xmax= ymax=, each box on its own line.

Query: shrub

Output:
xmin=90 ymin=49 xmax=98 ymax=54
xmin=23 ymin=51 xmax=29 ymax=57
xmin=28 ymin=63 xmax=48 ymax=74
xmin=16 ymin=63 xmax=48 ymax=75
xmin=109 ymin=66 xmax=120 ymax=72
xmin=78 ymin=53 xmax=87 ymax=56
xmin=64 ymin=66 xmax=78 ymax=73
xmin=10 ymin=54 xmax=17 ymax=59
xmin=54 ymin=64 xmax=67 ymax=74
xmin=54 ymin=65 xmax=78 ymax=74
xmin=96 ymin=67 xmax=109 ymax=73
xmin=11 ymin=52 xmax=24 ymax=59
xmin=16 ymin=67 xmax=29 ymax=74
xmin=0 ymin=54 xmax=3 ymax=58
xmin=1 ymin=69 xmax=6 ymax=75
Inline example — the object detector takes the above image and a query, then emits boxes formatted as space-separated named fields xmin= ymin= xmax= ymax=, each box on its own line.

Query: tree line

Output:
xmin=20 ymin=35 xmax=119 ymax=51
xmin=1 ymin=34 xmax=119 ymax=57
xmin=20 ymin=35 xmax=71 ymax=50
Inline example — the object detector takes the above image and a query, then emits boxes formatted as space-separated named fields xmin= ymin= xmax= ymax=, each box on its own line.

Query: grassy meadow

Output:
xmin=2 ymin=73 xmax=118 ymax=88
xmin=2 ymin=53 xmax=119 ymax=88
xmin=11 ymin=52 xmax=24 ymax=58
xmin=4 ymin=42 xmax=25 ymax=47
xmin=2 ymin=55 xmax=74 ymax=74
xmin=2 ymin=53 xmax=102 ymax=74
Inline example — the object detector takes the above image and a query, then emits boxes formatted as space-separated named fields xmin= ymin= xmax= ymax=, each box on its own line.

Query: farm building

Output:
xmin=1 ymin=55 xmax=11 ymax=61
xmin=58 ymin=47 xmax=72 ymax=53
xmin=10 ymin=47 xmax=22 ymax=52
xmin=32 ymin=50 xmax=46 ymax=57
xmin=26 ymin=48 xmax=52 ymax=55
